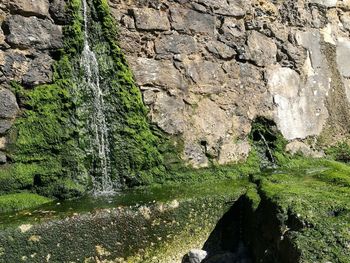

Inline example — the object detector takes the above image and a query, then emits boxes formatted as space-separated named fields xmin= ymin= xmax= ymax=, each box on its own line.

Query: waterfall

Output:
xmin=81 ymin=0 xmax=114 ymax=194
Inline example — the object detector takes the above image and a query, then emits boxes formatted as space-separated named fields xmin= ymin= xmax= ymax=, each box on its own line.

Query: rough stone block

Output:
xmin=128 ymin=57 xmax=186 ymax=89
xmin=170 ymin=8 xmax=215 ymax=35
xmin=0 ymin=88 xmax=19 ymax=119
xmin=155 ymin=34 xmax=197 ymax=55
xmin=247 ymin=31 xmax=277 ymax=67
xmin=6 ymin=15 xmax=63 ymax=50
xmin=133 ymin=8 xmax=170 ymax=31
xmin=7 ymin=0 xmax=50 ymax=17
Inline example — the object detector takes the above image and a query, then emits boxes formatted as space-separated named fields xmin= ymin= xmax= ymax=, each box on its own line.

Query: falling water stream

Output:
xmin=81 ymin=0 xmax=114 ymax=194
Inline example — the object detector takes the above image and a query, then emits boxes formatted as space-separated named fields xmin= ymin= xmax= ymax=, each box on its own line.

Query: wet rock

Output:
xmin=0 ymin=119 xmax=13 ymax=135
xmin=155 ymin=34 xmax=197 ymax=55
xmin=5 ymin=15 xmax=63 ymax=50
xmin=49 ymin=0 xmax=68 ymax=25
xmin=7 ymin=0 xmax=50 ymax=17
xmin=0 ymin=151 xmax=6 ymax=164
xmin=133 ymin=8 xmax=170 ymax=31
xmin=170 ymin=8 xmax=215 ymax=35
xmin=183 ymin=249 xmax=208 ymax=263
xmin=22 ymin=53 xmax=53 ymax=86
xmin=128 ymin=57 xmax=186 ymax=89
xmin=0 ymin=88 xmax=19 ymax=119
xmin=246 ymin=31 xmax=277 ymax=67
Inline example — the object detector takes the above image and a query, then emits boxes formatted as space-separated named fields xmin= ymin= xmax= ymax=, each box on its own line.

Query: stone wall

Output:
xmin=1 ymin=0 xmax=350 ymax=169
xmin=0 ymin=0 xmax=65 ymax=165
xmin=109 ymin=0 xmax=350 ymax=167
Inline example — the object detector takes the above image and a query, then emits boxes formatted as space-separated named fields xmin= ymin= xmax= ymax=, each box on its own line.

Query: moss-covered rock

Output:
xmin=243 ymin=159 xmax=350 ymax=263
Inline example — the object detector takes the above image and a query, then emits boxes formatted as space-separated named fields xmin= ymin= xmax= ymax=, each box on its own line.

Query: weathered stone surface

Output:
xmin=336 ymin=38 xmax=350 ymax=78
xmin=0 ymin=88 xmax=19 ymax=119
xmin=170 ymin=8 xmax=215 ymax=35
xmin=197 ymin=0 xmax=249 ymax=17
xmin=286 ymin=141 xmax=325 ymax=158
xmin=267 ymin=65 xmax=329 ymax=140
xmin=0 ymin=28 xmax=5 ymax=47
xmin=150 ymin=92 xmax=187 ymax=135
xmin=206 ymin=41 xmax=236 ymax=59
xmin=133 ymin=8 xmax=170 ymax=31
xmin=49 ymin=0 xmax=67 ymax=24
xmin=0 ymin=151 xmax=6 ymax=164
xmin=0 ymin=50 xmax=29 ymax=83
xmin=155 ymin=34 xmax=197 ymax=55
xmin=22 ymin=54 xmax=53 ymax=86
xmin=184 ymin=60 xmax=226 ymax=94
xmin=7 ymin=0 xmax=50 ymax=17
xmin=0 ymin=137 xmax=7 ymax=150
xmin=309 ymin=0 xmax=337 ymax=7
xmin=247 ymin=31 xmax=277 ymax=67
xmin=128 ymin=57 xmax=186 ymax=89
xmin=0 ymin=119 xmax=13 ymax=135
xmin=6 ymin=15 xmax=63 ymax=50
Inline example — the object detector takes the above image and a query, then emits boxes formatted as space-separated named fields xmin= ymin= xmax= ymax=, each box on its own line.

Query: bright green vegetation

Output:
xmin=0 ymin=0 xmax=165 ymax=203
xmin=0 ymin=192 xmax=52 ymax=214
xmin=251 ymin=158 xmax=350 ymax=262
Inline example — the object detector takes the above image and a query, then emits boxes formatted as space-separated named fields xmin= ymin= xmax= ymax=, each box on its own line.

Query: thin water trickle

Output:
xmin=81 ymin=0 xmax=114 ymax=195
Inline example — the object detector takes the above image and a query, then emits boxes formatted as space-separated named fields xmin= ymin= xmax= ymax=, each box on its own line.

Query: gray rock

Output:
xmin=0 ymin=119 xmax=13 ymax=135
xmin=128 ymin=57 xmax=187 ymax=90
xmin=0 ymin=151 xmax=6 ymax=164
xmin=133 ymin=8 xmax=170 ymax=31
xmin=206 ymin=41 xmax=236 ymax=59
xmin=183 ymin=249 xmax=208 ymax=263
xmin=0 ymin=50 xmax=30 ymax=83
xmin=336 ymin=38 xmax=350 ymax=78
xmin=22 ymin=53 xmax=53 ymax=86
xmin=49 ymin=0 xmax=68 ymax=25
xmin=155 ymin=34 xmax=198 ymax=55
xmin=150 ymin=92 xmax=187 ymax=135
xmin=246 ymin=31 xmax=277 ymax=67
xmin=6 ymin=15 xmax=63 ymax=50
xmin=0 ymin=88 xmax=19 ymax=119
xmin=7 ymin=0 xmax=50 ymax=17
xmin=170 ymin=8 xmax=215 ymax=36
xmin=219 ymin=17 xmax=246 ymax=48
xmin=197 ymin=0 xmax=248 ymax=17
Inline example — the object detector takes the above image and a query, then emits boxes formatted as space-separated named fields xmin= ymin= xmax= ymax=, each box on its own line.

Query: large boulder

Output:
xmin=5 ymin=15 xmax=63 ymax=50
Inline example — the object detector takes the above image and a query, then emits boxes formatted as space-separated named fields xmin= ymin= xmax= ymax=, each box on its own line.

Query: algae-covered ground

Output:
xmin=245 ymin=158 xmax=350 ymax=263
xmin=0 ymin=179 xmax=247 ymax=263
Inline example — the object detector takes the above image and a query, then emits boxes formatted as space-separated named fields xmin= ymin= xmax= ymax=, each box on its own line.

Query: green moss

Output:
xmin=0 ymin=192 xmax=52 ymax=213
xmin=325 ymin=141 xmax=350 ymax=163
xmin=257 ymin=159 xmax=350 ymax=262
